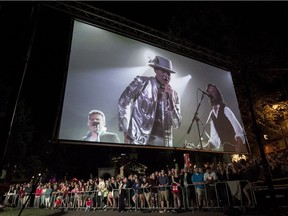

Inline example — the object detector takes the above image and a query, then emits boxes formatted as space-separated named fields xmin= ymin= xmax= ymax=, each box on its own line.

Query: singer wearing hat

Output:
xmin=118 ymin=56 xmax=182 ymax=147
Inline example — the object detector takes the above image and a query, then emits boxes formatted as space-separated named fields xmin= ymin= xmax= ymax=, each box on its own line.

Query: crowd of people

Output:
xmin=2 ymin=151 xmax=288 ymax=213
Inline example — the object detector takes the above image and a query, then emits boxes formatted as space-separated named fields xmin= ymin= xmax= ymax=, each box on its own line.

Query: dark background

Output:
xmin=1 ymin=1 xmax=288 ymax=181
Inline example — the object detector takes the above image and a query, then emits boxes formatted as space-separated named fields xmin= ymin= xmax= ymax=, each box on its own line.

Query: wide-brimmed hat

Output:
xmin=148 ymin=56 xmax=176 ymax=73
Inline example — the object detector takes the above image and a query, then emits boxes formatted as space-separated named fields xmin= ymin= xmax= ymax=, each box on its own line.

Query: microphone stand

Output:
xmin=187 ymin=93 xmax=205 ymax=149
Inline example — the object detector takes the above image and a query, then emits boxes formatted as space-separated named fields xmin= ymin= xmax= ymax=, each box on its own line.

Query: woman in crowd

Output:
xmin=171 ymin=168 xmax=182 ymax=213
xmin=141 ymin=176 xmax=152 ymax=209
xmin=132 ymin=177 xmax=144 ymax=210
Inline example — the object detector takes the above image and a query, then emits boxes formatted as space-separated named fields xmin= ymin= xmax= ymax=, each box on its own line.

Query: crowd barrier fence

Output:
xmin=3 ymin=180 xmax=287 ymax=212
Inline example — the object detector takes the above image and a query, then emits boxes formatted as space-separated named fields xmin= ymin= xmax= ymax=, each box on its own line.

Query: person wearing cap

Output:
xmin=118 ymin=56 xmax=181 ymax=147
xmin=82 ymin=109 xmax=120 ymax=143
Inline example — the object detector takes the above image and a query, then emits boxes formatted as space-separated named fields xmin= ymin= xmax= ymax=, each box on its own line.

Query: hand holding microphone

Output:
xmin=92 ymin=121 xmax=99 ymax=127
xmin=162 ymin=84 xmax=175 ymax=110
xmin=92 ymin=121 xmax=100 ymax=131
xmin=162 ymin=84 xmax=173 ymax=99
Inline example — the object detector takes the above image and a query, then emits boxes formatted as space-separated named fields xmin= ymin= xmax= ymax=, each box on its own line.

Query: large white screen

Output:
xmin=58 ymin=20 xmax=247 ymax=153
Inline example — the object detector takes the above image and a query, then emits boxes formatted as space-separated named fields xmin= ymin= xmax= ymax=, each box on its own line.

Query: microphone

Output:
xmin=92 ymin=121 xmax=99 ymax=127
xmin=165 ymin=92 xmax=170 ymax=100
xmin=160 ymin=85 xmax=170 ymax=100
xmin=92 ymin=121 xmax=100 ymax=127
xmin=198 ymin=88 xmax=212 ymax=98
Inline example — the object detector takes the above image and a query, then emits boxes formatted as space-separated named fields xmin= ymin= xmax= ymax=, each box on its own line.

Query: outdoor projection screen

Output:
xmin=58 ymin=20 xmax=248 ymax=153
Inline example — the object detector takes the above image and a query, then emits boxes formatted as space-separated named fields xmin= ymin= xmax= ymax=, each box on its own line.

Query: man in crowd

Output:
xmin=191 ymin=167 xmax=206 ymax=209
xmin=158 ymin=169 xmax=170 ymax=213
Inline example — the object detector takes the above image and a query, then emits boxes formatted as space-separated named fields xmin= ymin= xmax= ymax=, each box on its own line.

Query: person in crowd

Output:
xmin=226 ymin=163 xmax=242 ymax=206
xmin=191 ymin=167 xmax=206 ymax=209
xmin=167 ymin=169 xmax=174 ymax=206
xmin=226 ymin=163 xmax=241 ymax=181
xmin=149 ymin=172 xmax=158 ymax=210
xmin=141 ymin=176 xmax=152 ymax=210
xmin=102 ymin=180 xmax=109 ymax=210
xmin=5 ymin=184 xmax=17 ymax=206
xmin=85 ymin=197 xmax=92 ymax=211
xmin=118 ymin=177 xmax=129 ymax=212
xmin=18 ymin=185 xmax=25 ymax=208
xmin=72 ymin=183 xmax=81 ymax=210
xmin=131 ymin=177 xmax=144 ymax=210
xmin=203 ymin=84 xmax=247 ymax=153
xmin=60 ymin=182 xmax=70 ymax=209
xmin=127 ymin=174 xmax=135 ymax=209
xmin=40 ymin=184 xmax=47 ymax=207
xmin=82 ymin=110 xmax=120 ymax=143
xmin=106 ymin=179 xmax=113 ymax=208
xmin=84 ymin=178 xmax=95 ymax=208
xmin=34 ymin=183 xmax=42 ymax=208
xmin=107 ymin=177 xmax=118 ymax=209
xmin=171 ymin=168 xmax=181 ymax=213
xmin=158 ymin=169 xmax=170 ymax=213
xmin=204 ymin=166 xmax=217 ymax=207
xmin=96 ymin=177 xmax=106 ymax=209
xmin=180 ymin=167 xmax=195 ymax=209
xmin=23 ymin=182 xmax=33 ymax=207
xmin=70 ymin=182 xmax=78 ymax=209
xmin=45 ymin=183 xmax=53 ymax=208
xmin=111 ymin=177 xmax=119 ymax=209
xmin=215 ymin=162 xmax=229 ymax=206
xmin=50 ymin=183 xmax=59 ymax=208
xmin=53 ymin=196 xmax=63 ymax=209
xmin=11 ymin=184 xmax=20 ymax=207
xmin=91 ymin=179 xmax=98 ymax=209
xmin=118 ymin=55 xmax=181 ymax=147
xmin=241 ymin=159 xmax=263 ymax=207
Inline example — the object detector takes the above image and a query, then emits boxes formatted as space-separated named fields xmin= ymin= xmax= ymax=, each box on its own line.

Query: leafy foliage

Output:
xmin=167 ymin=5 xmax=288 ymax=155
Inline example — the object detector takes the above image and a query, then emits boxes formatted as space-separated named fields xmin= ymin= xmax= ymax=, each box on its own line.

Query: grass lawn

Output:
xmin=0 ymin=207 xmax=63 ymax=216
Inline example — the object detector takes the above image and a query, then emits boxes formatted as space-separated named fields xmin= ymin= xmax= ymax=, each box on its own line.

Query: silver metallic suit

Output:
xmin=118 ymin=76 xmax=181 ymax=147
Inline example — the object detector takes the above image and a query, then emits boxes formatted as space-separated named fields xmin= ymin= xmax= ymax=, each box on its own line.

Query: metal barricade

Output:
xmin=186 ymin=180 xmax=253 ymax=210
xmin=215 ymin=181 xmax=230 ymax=207
xmin=1 ymin=179 xmax=262 ymax=213
xmin=252 ymin=183 xmax=288 ymax=208
xmin=3 ymin=193 xmax=20 ymax=207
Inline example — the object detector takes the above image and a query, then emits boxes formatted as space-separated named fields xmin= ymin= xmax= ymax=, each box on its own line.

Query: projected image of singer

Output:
xmin=82 ymin=110 xmax=120 ymax=143
xmin=203 ymin=84 xmax=247 ymax=153
xmin=118 ymin=56 xmax=181 ymax=147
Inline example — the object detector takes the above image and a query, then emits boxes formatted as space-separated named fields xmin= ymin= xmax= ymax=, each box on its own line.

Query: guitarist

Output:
xmin=204 ymin=84 xmax=247 ymax=153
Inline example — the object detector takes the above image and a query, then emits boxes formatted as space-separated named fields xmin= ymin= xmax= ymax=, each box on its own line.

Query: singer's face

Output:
xmin=88 ymin=113 xmax=104 ymax=132
xmin=155 ymin=69 xmax=171 ymax=86
xmin=207 ymin=86 xmax=217 ymax=99
xmin=207 ymin=86 xmax=218 ymax=102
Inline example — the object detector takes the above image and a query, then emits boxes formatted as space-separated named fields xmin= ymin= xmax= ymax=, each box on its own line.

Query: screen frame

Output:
xmin=54 ymin=17 xmax=249 ymax=155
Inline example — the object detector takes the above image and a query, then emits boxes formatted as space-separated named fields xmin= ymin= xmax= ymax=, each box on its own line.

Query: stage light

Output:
xmin=143 ymin=49 xmax=155 ymax=63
